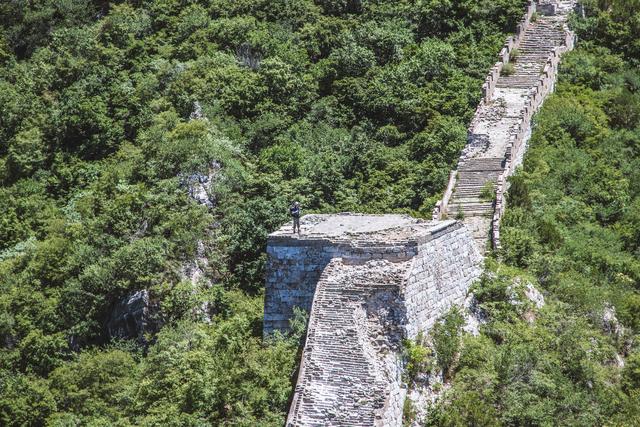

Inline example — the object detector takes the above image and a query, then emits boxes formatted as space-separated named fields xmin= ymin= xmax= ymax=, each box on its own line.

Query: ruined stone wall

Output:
xmin=286 ymin=258 xmax=411 ymax=426
xmin=264 ymin=241 xmax=332 ymax=335
xmin=271 ymin=218 xmax=482 ymax=426
xmin=264 ymin=234 xmax=417 ymax=335
xmin=433 ymin=0 xmax=577 ymax=253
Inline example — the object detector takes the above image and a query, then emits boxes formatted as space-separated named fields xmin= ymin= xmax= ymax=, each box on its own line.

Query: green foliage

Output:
xmin=402 ymin=397 xmax=417 ymax=426
xmin=403 ymin=333 xmax=434 ymax=382
xmin=432 ymin=308 xmax=465 ymax=380
xmin=501 ymin=62 xmax=515 ymax=76
xmin=479 ymin=180 xmax=496 ymax=201
xmin=509 ymin=47 xmax=520 ymax=61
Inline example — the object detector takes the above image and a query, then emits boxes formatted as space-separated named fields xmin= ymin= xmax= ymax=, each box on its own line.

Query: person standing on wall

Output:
xmin=290 ymin=201 xmax=301 ymax=234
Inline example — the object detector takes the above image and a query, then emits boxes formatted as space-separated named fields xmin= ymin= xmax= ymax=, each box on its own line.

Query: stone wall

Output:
xmin=264 ymin=231 xmax=417 ymax=335
xmin=264 ymin=215 xmax=482 ymax=426
xmin=404 ymin=222 xmax=482 ymax=338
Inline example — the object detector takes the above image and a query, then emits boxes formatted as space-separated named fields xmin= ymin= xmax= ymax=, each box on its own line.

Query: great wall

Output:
xmin=263 ymin=1 xmax=577 ymax=425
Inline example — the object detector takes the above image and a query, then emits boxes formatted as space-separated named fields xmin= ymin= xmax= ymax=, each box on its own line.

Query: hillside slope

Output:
xmin=0 ymin=0 xmax=528 ymax=425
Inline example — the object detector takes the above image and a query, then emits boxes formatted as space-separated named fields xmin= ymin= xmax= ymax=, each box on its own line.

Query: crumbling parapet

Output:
xmin=263 ymin=214 xmax=422 ymax=336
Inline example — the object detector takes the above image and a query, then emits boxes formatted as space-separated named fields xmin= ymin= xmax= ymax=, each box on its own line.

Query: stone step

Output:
xmin=455 ymin=180 xmax=498 ymax=187
xmin=454 ymin=187 xmax=494 ymax=193
xmin=449 ymin=202 xmax=494 ymax=211
xmin=496 ymin=81 xmax=540 ymax=88
xmin=453 ymin=189 xmax=496 ymax=198
xmin=457 ymin=175 xmax=500 ymax=184
xmin=459 ymin=157 xmax=504 ymax=171
xmin=448 ymin=199 xmax=494 ymax=207
xmin=447 ymin=209 xmax=494 ymax=218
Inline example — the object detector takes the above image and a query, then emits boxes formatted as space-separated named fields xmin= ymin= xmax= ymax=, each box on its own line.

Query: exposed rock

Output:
xmin=236 ymin=43 xmax=262 ymax=70
xmin=601 ymin=304 xmax=625 ymax=341
xmin=407 ymin=375 xmax=449 ymax=427
xmin=463 ymin=294 xmax=487 ymax=336
xmin=189 ymin=101 xmax=205 ymax=121
xmin=182 ymin=161 xmax=221 ymax=209
xmin=107 ymin=290 xmax=158 ymax=341
xmin=180 ymin=161 xmax=222 ymax=322
xmin=524 ymin=282 xmax=545 ymax=309
xmin=180 ymin=240 xmax=209 ymax=286
xmin=614 ymin=353 xmax=625 ymax=368
xmin=507 ymin=279 xmax=545 ymax=323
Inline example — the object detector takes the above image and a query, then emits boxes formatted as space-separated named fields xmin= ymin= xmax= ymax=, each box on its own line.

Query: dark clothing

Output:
xmin=290 ymin=205 xmax=301 ymax=233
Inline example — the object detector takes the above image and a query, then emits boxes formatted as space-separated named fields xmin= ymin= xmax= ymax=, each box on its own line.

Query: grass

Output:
xmin=509 ymin=48 xmax=520 ymax=62
xmin=501 ymin=62 xmax=515 ymax=76
xmin=480 ymin=180 xmax=497 ymax=201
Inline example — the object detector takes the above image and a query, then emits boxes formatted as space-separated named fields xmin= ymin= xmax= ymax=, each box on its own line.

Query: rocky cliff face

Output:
xmin=105 ymin=162 xmax=221 ymax=340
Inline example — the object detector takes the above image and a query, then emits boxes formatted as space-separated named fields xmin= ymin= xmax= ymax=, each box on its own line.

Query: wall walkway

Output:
xmin=433 ymin=0 xmax=576 ymax=252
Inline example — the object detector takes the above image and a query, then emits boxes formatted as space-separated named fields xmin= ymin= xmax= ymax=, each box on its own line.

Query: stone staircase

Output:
xmin=448 ymin=158 xmax=504 ymax=218
xmin=442 ymin=0 xmax=576 ymax=251
xmin=497 ymin=18 xmax=566 ymax=89
xmin=287 ymin=258 xmax=410 ymax=426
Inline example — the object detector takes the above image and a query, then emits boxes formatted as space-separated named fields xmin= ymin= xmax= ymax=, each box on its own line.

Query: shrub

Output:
xmin=502 ymin=62 xmax=515 ymax=76
xmin=432 ymin=308 xmax=465 ymax=380
xmin=403 ymin=398 xmax=417 ymax=425
xmin=402 ymin=333 xmax=433 ymax=382
xmin=509 ymin=48 xmax=520 ymax=61
xmin=479 ymin=180 xmax=496 ymax=201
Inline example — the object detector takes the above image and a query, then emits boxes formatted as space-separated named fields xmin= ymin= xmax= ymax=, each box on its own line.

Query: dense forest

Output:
xmin=0 ymin=0 xmax=638 ymax=425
